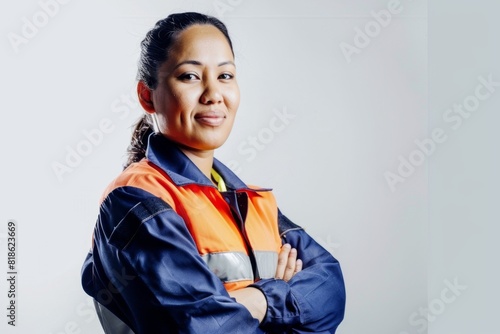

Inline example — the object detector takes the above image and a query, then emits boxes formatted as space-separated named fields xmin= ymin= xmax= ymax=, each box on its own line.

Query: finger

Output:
xmin=283 ymin=248 xmax=297 ymax=282
xmin=275 ymin=243 xmax=291 ymax=279
xmin=294 ymin=259 xmax=303 ymax=275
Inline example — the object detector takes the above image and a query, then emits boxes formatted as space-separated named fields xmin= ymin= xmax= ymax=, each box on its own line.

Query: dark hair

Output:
xmin=125 ymin=12 xmax=234 ymax=169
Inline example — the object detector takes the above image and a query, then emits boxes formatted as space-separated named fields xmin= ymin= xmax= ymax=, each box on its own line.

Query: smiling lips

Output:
xmin=194 ymin=112 xmax=226 ymax=126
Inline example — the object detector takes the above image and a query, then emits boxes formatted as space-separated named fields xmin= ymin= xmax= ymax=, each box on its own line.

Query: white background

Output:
xmin=0 ymin=0 xmax=497 ymax=333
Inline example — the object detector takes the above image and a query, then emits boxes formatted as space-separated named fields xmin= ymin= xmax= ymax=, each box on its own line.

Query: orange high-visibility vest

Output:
xmin=101 ymin=160 xmax=281 ymax=291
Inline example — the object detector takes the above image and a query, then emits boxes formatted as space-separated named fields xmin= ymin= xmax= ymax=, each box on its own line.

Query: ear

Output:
xmin=137 ymin=81 xmax=155 ymax=114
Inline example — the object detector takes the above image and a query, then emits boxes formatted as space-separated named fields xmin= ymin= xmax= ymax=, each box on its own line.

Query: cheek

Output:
xmin=162 ymin=80 xmax=198 ymax=107
xmin=173 ymin=89 xmax=202 ymax=112
xmin=226 ymin=86 xmax=240 ymax=111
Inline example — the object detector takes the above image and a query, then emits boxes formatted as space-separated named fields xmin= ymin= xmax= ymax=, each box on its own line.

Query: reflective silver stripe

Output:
xmin=202 ymin=252 xmax=254 ymax=282
xmin=254 ymin=251 xmax=278 ymax=279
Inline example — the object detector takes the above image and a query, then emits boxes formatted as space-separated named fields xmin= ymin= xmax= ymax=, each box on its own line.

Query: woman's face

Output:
xmin=143 ymin=24 xmax=240 ymax=153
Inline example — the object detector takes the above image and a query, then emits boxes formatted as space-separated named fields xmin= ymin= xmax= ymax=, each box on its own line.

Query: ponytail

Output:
xmin=124 ymin=114 xmax=154 ymax=169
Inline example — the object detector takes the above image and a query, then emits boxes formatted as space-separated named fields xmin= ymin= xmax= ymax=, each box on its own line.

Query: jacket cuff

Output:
xmin=250 ymin=278 xmax=303 ymax=329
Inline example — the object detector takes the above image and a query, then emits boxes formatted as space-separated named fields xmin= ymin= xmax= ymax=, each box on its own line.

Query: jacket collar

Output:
xmin=146 ymin=133 xmax=248 ymax=190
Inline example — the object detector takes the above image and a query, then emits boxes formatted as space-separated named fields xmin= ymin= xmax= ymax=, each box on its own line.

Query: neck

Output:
xmin=179 ymin=147 xmax=215 ymax=180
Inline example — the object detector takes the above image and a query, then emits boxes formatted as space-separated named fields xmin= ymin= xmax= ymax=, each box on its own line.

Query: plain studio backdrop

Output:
xmin=0 ymin=1 xmax=498 ymax=333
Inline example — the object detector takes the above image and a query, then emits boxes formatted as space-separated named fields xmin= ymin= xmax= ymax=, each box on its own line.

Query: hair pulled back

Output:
xmin=125 ymin=12 xmax=234 ymax=168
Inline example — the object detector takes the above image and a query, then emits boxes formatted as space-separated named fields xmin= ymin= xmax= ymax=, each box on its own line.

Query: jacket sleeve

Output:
xmin=83 ymin=186 xmax=265 ymax=334
xmin=250 ymin=210 xmax=346 ymax=333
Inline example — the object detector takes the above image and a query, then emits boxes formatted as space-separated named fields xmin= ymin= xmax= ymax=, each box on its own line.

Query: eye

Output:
xmin=218 ymin=73 xmax=234 ymax=80
xmin=178 ymin=73 xmax=199 ymax=81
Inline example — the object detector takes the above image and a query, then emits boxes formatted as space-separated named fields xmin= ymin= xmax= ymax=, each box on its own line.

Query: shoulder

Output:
xmin=99 ymin=187 xmax=176 ymax=250
xmin=100 ymin=160 xmax=177 ymax=207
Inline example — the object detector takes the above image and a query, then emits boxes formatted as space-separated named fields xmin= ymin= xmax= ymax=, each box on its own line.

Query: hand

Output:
xmin=228 ymin=287 xmax=267 ymax=323
xmin=275 ymin=243 xmax=303 ymax=282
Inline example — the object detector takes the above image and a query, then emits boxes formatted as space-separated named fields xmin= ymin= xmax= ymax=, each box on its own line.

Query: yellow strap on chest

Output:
xmin=211 ymin=168 xmax=227 ymax=192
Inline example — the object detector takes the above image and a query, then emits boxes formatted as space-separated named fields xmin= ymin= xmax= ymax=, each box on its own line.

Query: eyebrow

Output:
xmin=173 ymin=60 xmax=236 ymax=70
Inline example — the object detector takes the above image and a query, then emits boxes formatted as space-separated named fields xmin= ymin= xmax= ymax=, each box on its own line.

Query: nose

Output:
xmin=200 ymin=78 xmax=223 ymax=105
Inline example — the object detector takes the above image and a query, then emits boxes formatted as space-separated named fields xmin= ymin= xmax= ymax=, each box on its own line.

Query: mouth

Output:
xmin=194 ymin=112 xmax=226 ymax=127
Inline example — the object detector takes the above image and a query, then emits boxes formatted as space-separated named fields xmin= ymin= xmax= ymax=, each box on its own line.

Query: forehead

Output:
xmin=169 ymin=24 xmax=233 ymax=61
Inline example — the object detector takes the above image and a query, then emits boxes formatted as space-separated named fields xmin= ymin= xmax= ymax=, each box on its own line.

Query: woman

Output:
xmin=81 ymin=12 xmax=345 ymax=333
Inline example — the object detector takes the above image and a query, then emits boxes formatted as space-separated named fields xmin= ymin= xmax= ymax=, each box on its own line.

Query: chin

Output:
xmin=198 ymin=142 xmax=225 ymax=151
xmin=195 ymin=137 xmax=228 ymax=151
